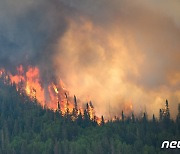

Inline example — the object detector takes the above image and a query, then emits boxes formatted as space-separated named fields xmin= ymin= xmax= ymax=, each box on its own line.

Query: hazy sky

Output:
xmin=0 ymin=0 xmax=180 ymax=118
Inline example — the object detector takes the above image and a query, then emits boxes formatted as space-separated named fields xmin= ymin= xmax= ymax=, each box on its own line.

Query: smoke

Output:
xmin=1 ymin=0 xmax=180 ymax=118
xmin=0 ymin=0 xmax=68 ymax=82
xmin=55 ymin=0 xmax=180 ymax=118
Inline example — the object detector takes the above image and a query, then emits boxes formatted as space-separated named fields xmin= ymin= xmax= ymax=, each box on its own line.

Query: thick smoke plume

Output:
xmin=0 ymin=0 xmax=68 ymax=82
xmin=0 ymin=0 xmax=180 ymax=118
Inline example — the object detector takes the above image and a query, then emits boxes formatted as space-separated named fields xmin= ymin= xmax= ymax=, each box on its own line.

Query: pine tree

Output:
xmin=162 ymin=100 xmax=171 ymax=128
xmin=84 ymin=109 xmax=90 ymax=121
xmin=89 ymin=101 xmax=94 ymax=108
xmin=83 ymin=108 xmax=90 ymax=127
xmin=152 ymin=114 xmax=156 ymax=123
xmin=165 ymin=99 xmax=170 ymax=119
xmin=131 ymin=113 xmax=135 ymax=123
xmin=65 ymin=93 xmax=70 ymax=117
xmin=57 ymin=101 xmax=62 ymax=116
xmin=58 ymin=101 xmax=60 ymax=110
xmin=77 ymin=110 xmax=83 ymax=125
xmin=143 ymin=112 xmax=147 ymax=123
xmin=177 ymin=104 xmax=180 ymax=122
xmin=72 ymin=95 xmax=78 ymax=118
xmin=159 ymin=109 xmax=163 ymax=121
xmin=74 ymin=96 xmax=78 ymax=110
xmin=122 ymin=110 xmax=124 ymax=122
xmin=86 ymin=103 xmax=89 ymax=112
xmin=93 ymin=116 xmax=98 ymax=126
xmin=101 ymin=116 xmax=105 ymax=126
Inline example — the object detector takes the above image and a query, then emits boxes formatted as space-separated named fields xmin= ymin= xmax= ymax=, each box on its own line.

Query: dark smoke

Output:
xmin=0 ymin=0 xmax=69 ymax=82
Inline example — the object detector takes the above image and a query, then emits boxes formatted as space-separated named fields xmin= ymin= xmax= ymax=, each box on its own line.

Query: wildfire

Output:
xmin=0 ymin=65 xmax=134 ymax=124
xmin=0 ymin=66 xmax=68 ymax=111
xmin=0 ymin=65 xmax=98 ymax=120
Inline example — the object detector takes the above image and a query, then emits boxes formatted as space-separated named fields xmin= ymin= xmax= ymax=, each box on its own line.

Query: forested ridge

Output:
xmin=0 ymin=81 xmax=180 ymax=154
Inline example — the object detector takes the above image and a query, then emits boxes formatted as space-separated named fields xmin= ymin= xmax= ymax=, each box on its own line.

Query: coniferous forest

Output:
xmin=0 ymin=80 xmax=180 ymax=154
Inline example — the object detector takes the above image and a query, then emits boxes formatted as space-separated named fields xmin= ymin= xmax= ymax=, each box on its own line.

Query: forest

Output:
xmin=0 ymin=79 xmax=180 ymax=154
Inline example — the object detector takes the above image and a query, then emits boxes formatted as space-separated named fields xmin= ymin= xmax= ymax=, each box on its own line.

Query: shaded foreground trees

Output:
xmin=0 ymin=81 xmax=180 ymax=154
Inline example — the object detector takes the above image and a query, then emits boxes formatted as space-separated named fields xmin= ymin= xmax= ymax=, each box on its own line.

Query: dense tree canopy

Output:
xmin=0 ymin=80 xmax=179 ymax=154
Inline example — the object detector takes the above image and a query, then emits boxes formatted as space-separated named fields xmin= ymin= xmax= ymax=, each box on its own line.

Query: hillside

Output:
xmin=0 ymin=81 xmax=180 ymax=154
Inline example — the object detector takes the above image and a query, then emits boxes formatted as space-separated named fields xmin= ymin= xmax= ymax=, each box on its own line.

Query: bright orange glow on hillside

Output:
xmin=0 ymin=65 xmax=135 ymax=123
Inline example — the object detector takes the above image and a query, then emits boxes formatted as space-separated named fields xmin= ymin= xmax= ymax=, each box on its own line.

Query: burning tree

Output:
xmin=0 ymin=65 xmax=102 ymax=124
xmin=159 ymin=99 xmax=170 ymax=121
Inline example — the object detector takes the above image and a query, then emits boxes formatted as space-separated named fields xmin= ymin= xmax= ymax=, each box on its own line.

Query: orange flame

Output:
xmin=0 ymin=65 xmax=82 ymax=118
xmin=0 ymin=65 xmax=134 ymax=124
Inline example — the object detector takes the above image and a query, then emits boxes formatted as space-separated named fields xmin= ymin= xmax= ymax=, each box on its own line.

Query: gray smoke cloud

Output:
xmin=0 ymin=0 xmax=68 ymax=82
xmin=0 ymin=0 xmax=180 ymax=118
